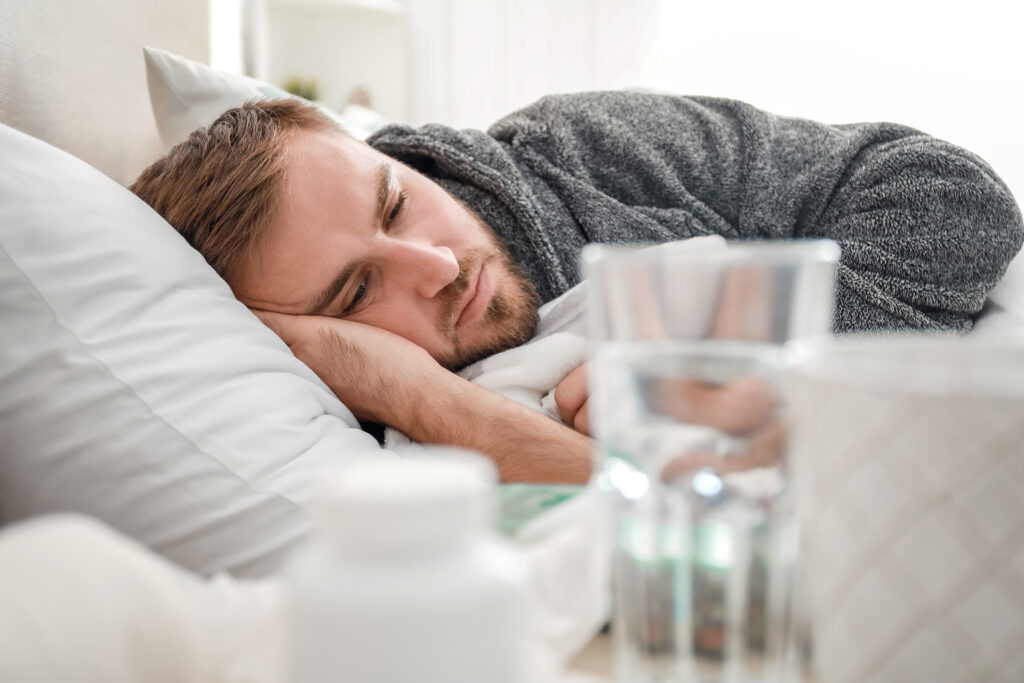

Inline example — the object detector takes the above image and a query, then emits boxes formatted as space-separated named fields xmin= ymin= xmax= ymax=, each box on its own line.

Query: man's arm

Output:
xmin=404 ymin=369 xmax=593 ymax=483
xmin=255 ymin=310 xmax=593 ymax=483
xmin=490 ymin=92 xmax=1024 ymax=332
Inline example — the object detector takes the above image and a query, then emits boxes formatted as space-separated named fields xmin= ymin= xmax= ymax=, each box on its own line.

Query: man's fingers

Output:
xmin=652 ymin=376 xmax=775 ymax=434
xmin=572 ymin=397 xmax=591 ymax=436
xmin=554 ymin=364 xmax=589 ymax=431
xmin=659 ymin=417 xmax=787 ymax=482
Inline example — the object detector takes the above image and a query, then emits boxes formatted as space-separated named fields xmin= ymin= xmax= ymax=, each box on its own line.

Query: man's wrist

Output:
xmin=398 ymin=371 xmax=594 ymax=483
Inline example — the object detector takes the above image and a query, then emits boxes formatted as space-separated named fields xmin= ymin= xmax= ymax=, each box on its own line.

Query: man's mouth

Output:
xmin=455 ymin=260 xmax=492 ymax=329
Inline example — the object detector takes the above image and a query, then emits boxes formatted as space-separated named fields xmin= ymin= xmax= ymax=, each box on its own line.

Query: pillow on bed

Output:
xmin=0 ymin=120 xmax=386 ymax=577
xmin=144 ymin=46 xmax=387 ymax=148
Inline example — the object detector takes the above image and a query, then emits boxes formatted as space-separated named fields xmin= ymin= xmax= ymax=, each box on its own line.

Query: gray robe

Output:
xmin=369 ymin=92 xmax=1023 ymax=332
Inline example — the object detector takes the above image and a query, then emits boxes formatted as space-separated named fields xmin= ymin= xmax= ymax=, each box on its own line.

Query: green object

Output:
xmin=496 ymin=484 xmax=584 ymax=536
xmin=281 ymin=76 xmax=318 ymax=101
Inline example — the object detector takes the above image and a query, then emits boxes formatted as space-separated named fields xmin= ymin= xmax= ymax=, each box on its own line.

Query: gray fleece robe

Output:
xmin=368 ymin=92 xmax=1023 ymax=333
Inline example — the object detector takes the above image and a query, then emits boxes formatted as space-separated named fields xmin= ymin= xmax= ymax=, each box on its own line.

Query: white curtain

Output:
xmin=404 ymin=0 xmax=663 ymax=129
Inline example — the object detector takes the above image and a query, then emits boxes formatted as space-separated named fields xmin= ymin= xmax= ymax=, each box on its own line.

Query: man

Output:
xmin=130 ymin=93 xmax=1023 ymax=482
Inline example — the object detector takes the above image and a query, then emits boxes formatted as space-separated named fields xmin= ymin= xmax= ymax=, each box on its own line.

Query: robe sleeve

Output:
xmin=493 ymin=93 xmax=1024 ymax=332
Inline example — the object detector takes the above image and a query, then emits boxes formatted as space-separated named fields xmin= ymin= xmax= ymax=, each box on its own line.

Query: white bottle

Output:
xmin=286 ymin=450 xmax=528 ymax=683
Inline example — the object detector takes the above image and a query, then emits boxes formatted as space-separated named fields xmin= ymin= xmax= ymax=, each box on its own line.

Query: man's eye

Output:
xmin=387 ymin=190 xmax=407 ymax=227
xmin=342 ymin=280 xmax=368 ymax=315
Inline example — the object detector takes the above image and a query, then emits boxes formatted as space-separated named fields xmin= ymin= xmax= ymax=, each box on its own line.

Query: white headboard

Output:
xmin=0 ymin=0 xmax=208 ymax=186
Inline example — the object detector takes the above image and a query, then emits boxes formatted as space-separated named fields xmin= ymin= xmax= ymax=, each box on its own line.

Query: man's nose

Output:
xmin=395 ymin=241 xmax=460 ymax=299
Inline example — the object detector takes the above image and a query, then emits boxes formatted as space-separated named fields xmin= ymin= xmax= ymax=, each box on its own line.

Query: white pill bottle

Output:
xmin=286 ymin=450 xmax=528 ymax=683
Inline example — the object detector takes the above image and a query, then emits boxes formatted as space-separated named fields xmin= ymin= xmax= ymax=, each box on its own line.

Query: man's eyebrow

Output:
xmin=305 ymin=162 xmax=393 ymax=316
xmin=307 ymin=262 xmax=359 ymax=316
xmin=375 ymin=161 xmax=393 ymax=227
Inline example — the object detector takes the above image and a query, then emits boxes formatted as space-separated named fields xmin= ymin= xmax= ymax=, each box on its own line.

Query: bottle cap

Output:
xmin=315 ymin=448 xmax=497 ymax=559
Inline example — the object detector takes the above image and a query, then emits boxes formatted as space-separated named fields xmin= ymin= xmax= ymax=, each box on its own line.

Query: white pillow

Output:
xmin=143 ymin=46 xmax=388 ymax=149
xmin=0 ymin=121 xmax=386 ymax=577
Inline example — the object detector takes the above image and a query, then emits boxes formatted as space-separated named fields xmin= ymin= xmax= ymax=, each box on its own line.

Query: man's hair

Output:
xmin=130 ymin=99 xmax=343 ymax=279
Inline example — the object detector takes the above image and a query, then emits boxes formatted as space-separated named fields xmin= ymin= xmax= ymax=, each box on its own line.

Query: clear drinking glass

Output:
xmin=583 ymin=240 xmax=840 ymax=683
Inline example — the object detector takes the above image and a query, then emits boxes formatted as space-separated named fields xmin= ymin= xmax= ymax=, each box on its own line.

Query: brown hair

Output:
xmin=130 ymin=98 xmax=342 ymax=279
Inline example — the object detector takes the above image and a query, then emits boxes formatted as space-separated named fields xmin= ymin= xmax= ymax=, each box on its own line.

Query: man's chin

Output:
xmin=437 ymin=236 xmax=542 ymax=371
xmin=442 ymin=305 xmax=540 ymax=372
xmin=442 ymin=335 xmax=525 ymax=373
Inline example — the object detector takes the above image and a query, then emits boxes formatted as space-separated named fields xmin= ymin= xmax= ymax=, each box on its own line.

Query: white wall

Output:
xmin=264 ymin=0 xmax=409 ymax=120
xmin=404 ymin=0 xmax=663 ymax=128
xmin=0 ymin=0 xmax=209 ymax=185
xmin=226 ymin=0 xmax=410 ymax=121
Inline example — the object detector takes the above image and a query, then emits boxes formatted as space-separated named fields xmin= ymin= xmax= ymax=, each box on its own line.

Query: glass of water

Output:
xmin=583 ymin=239 xmax=840 ymax=683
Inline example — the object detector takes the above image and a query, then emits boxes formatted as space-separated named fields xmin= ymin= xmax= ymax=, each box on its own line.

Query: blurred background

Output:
xmin=209 ymin=0 xmax=1023 ymax=196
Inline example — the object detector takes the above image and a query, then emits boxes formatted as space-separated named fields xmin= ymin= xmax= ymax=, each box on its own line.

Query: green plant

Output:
xmin=282 ymin=76 xmax=318 ymax=102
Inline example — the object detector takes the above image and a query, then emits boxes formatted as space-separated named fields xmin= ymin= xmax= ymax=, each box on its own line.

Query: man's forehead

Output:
xmin=287 ymin=127 xmax=379 ymax=177
xmin=275 ymin=130 xmax=378 ymax=219
xmin=231 ymin=130 xmax=397 ymax=314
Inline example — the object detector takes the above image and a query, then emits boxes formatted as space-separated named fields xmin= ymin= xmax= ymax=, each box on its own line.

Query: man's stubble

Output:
xmin=434 ymin=210 xmax=541 ymax=371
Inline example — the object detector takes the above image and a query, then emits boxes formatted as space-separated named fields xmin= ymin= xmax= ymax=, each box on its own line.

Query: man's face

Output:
xmin=231 ymin=127 xmax=540 ymax=369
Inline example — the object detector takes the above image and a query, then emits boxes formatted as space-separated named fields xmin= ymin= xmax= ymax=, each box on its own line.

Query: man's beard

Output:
xmin=432 ymin=216 xmax=542 ymax=371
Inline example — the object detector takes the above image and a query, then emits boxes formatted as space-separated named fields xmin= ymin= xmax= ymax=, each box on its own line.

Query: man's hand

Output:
xmin=554 ymin=363 xmax=776 ymax=437
xmin=553 ymin=360 xmax=784 ymax=477
xmin=554 ymin=364 xmax=591 ymax=435
xmin=253 ymin=310 xmax=593 ymax=484
xmin=253 ymin=310 xmax=444 ymax=426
